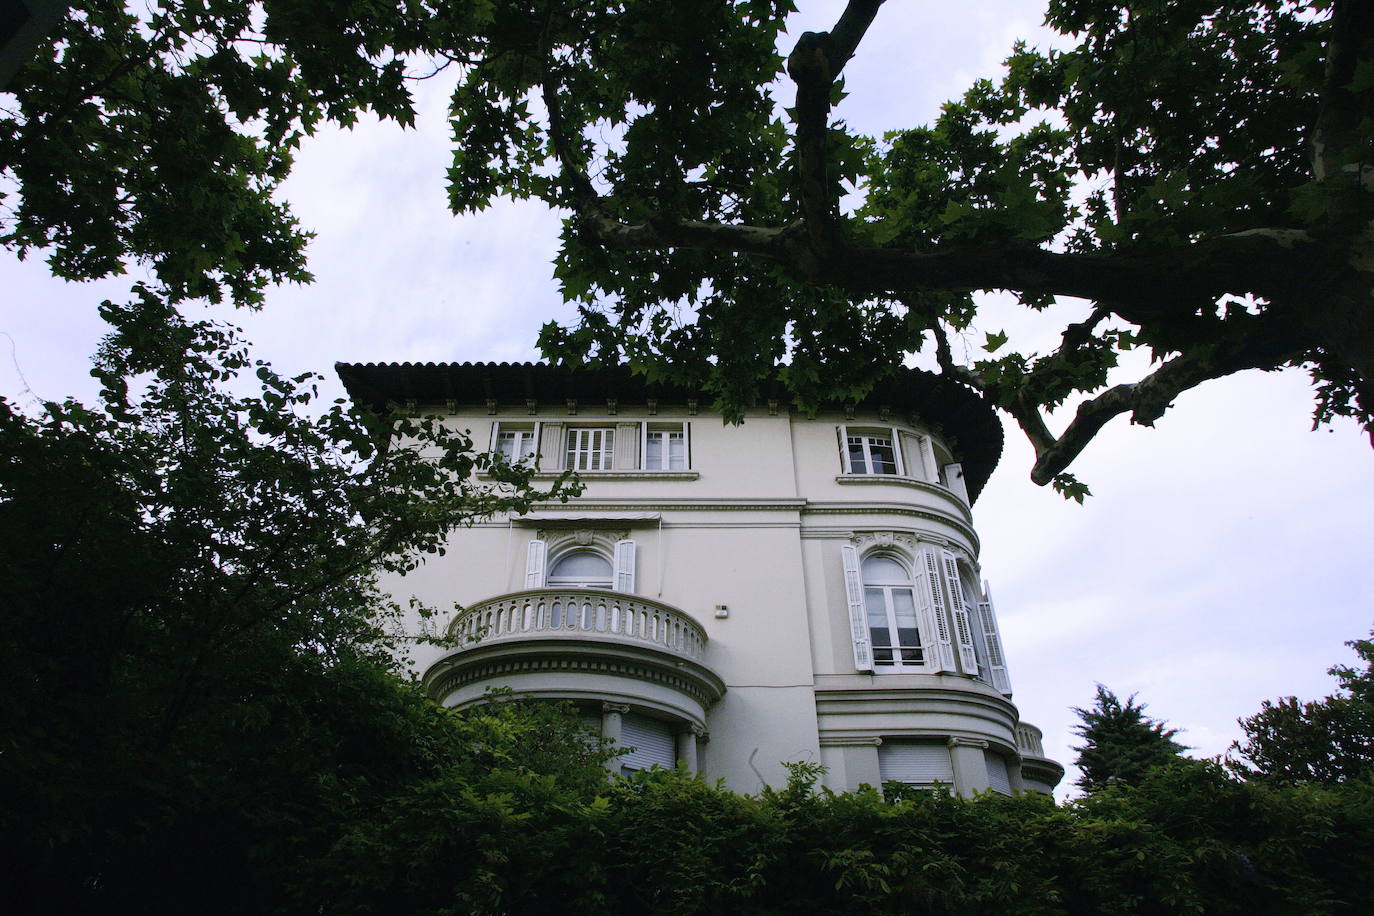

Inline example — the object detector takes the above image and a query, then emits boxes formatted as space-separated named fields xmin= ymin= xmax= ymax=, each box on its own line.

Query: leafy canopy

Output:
xmin=0 ymin=289 xmax=578 ymax=907
xmin=1229 ymin=630 xmax=1374 ymax=786
xmin=4 ymin=1 xmax=1373 ymax=493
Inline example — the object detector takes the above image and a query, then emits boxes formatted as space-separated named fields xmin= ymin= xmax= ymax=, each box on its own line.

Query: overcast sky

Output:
xmin=2 ymin=1 xmax=1370 ymax=797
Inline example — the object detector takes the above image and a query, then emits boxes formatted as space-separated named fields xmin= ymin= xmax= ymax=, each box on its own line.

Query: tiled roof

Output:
xmin=335 ymin=361 xmax=1003 ymax=501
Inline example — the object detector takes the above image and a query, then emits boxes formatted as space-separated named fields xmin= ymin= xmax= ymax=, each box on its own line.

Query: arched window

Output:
xmin=546 ymin=550 xmax=614 ymax=589
xmin=862 ymin=555 xmax=924 ymax=668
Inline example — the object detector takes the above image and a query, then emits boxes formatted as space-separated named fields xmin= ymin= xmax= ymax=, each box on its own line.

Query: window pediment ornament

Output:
xmin=848 ymin=531 xmax=918 ymax=553
xmin=539 ymin=528 xmax=629 ymax=555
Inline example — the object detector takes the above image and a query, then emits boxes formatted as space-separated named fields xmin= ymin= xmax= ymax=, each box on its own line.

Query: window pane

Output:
xmin=566 ymin=428 xmax=614 ymax=470
xmin=646 ymin=433 xmax=663 ymax=468
xmin=862 ymin=555 xmax=908 ymax=585
xmin=865 ymin=587 xmax=893 ymax=665
xmin=667 ymin=432 xmax=686 ymax=469
xmin=846 ymin=437 xmax=868 ymax=474
xmin=893 ymin=589 xmax=923 ymax=663
xmin=869 ymin=438 xmax=897 ymax=474
xmin=548 ymin=551 xmax=613 ymax=587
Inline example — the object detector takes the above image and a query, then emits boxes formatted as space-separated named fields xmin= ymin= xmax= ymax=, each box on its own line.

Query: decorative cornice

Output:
xmin=602 ymin=702 xmax=631 ymax=715
xmin=948 ymin=736 xmax=990 ymax=749
xmin=818 ymin=735 xmax=883 ymax=747
xmin=802 ymin=501 xmax=978 ymax=549
xmin=833 ymin=474 xmax=972 ymax=520
xmin=531 ymin=498 xmax=808 ymax=513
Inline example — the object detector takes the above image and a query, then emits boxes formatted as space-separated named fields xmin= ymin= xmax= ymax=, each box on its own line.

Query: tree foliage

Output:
xmin=6 ymin=1 xmax=1372 ymax=490
xmin=257 ymin=761 xmax=1374 ymax=914
xmin=1229 ymin=630 xmax=1374 ymax=786
xmin=0 ymin=292 xmax=579 ymax=909
xmin=1072 ymin=684 xmax=1188 ymax=791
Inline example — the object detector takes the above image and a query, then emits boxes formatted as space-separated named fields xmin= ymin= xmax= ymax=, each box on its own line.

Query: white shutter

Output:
xmin=619 ymin=713 xmax=675 ymax=771
xmin=916 ymin=548 xmax=957 ymax=672
xmin=985 ymin=751 xmax=1012 ymax=795
xmin=979 ymin=581 xmax=1013 ymax=696
xmin=888 ymin=426 xmax=905 ymax=475
xmin=525 ymin=538 xmax=546 ymax=589
xmin=878 ymin=742 xmax=954 ymax=785
xmin=840 ymin=543 xmax=873 ymax=671
xmin=614 ymin=539 xmax=636 ymax=593
xmin=942 ymin=462 xmax=970 ymax=504
xmin=920 ymin=435 xmax=939 ymax=484
xmin=898 ymin=431 xmax=924 ymax=479
xmin=941 ymin=549 xmax=980 ymax=674
xmin=488 ymin=421 xmax=501 ymax=454
xmin=837 ymin=425 xmax=851 ymax=472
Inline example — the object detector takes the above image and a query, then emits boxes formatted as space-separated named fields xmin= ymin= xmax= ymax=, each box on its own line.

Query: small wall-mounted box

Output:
xmin=713 ymin=604 xmax=729 ymax=619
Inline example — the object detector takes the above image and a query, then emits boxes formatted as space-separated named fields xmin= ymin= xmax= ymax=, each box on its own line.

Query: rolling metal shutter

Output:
xmin=619 ymin=713 xmax=675 ymax=771
xmin=985 ymin=751 xmax=1012 ymax=795
xmin=878 ymin=741 xmax=954 ymax=786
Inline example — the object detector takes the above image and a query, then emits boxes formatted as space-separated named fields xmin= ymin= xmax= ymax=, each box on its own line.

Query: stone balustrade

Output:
xmin=449 ymin=588 xmax=708 ymax=661
xmin=1015 ymin=722 xmax=1046 ymax=758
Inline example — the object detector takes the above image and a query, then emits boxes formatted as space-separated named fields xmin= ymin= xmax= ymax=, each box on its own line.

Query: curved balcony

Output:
xmin=448 ymin=588 xmax=708 ymax=660
xmin=423 ymin=589 xmax=725 ymax=726
xmin=1014 ymin=721 xmax=1065 ymax=793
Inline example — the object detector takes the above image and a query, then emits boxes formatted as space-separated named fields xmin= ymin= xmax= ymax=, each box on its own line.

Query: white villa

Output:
xmin=337 ymin=362 xmax=1063 ymax=796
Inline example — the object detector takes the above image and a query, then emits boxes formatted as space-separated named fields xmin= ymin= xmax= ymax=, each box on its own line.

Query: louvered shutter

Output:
xmin=978 ymin=581 xmax=1013 ymax=696
xmin=878 ymin=742 xmax=955 ymax=786
xmin=836 ymin=425 xmax=852 ymax=472
xmin=525 ymin=539 xmax=546 ymax=589
xmin=940 ymin=550 xmax=980 ymax=673
xmin=942 ymin=462 xmax=970 ymax=504
xmin=619 ymin=714 xmax=675 ymax=771
xmin=840 ymin=544 xmax=873 ymax=671
xmin=488 ymin=421 xmax=501 ymax=454
xmin=614 ymin=539 xmax=636 ymax=593
xmin=985 ymin=751 xmax=1012 ymax=795
xmin=920 ymin=436 xmax=939 ymax=484
xmin=916 ymin=548 xmax=957 ymax=672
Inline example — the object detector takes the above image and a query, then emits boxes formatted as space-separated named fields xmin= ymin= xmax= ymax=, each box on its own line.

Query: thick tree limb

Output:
xmin=1312 ymin=0 xmax=1374 ymax=186
xmin=785 ymin=2 xmax=885 ymax=252
xmin=580 ymin=209 xmax=1323 ymax=319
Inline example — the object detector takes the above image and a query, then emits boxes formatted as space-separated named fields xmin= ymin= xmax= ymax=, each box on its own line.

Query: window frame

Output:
xmin=489 ymin=421 xmax=541 ymax=467
xmin=642 ymin=422 xmax=690 ymax=470
xmin=861 ymin=554 xmax=927 ymax=670
xmin=838 ymin=425 xmax=906 ymax=476
xmin=545 ymin=548 xmax=616 ymax=589
xmin=565 ymin=426 xmax=616 ymax=471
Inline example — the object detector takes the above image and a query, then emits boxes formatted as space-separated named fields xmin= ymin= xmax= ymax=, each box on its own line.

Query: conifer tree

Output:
xmin=1072 ymin=685 xmax=1188 ymax=792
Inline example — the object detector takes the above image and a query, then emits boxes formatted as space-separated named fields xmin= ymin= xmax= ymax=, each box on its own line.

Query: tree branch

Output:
xmin=1024 ymin=318 xmax=1297 ymax=485
xmin=1312 ymin=0 xmax=1374 ymax=185
xmin=785 ymin=2 xmax=885 ymax=254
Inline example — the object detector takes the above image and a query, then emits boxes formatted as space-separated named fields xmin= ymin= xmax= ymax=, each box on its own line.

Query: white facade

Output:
xmin=339 ymin=362 xmax=1063 ymax=797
